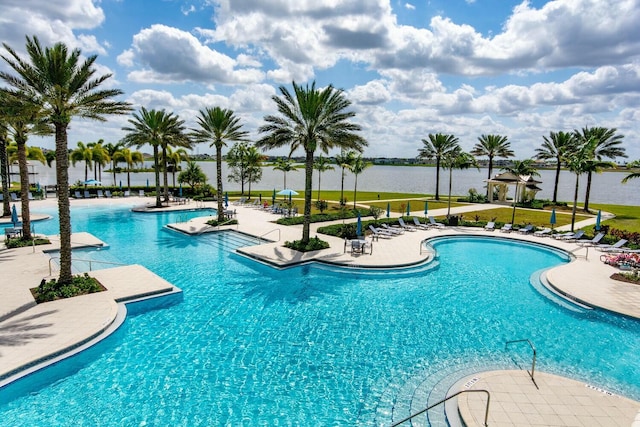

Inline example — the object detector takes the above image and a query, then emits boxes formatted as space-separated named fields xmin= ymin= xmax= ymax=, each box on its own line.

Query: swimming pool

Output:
xmin=1 ymin=205 xmax=639 ymax=426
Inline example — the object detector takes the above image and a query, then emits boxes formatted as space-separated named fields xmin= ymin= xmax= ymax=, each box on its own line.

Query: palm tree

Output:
xmin=0 ymin=36 xmax=131 ymax=284
xmin=471 ymin=134 xmax=514 ymax=196
xmin=313 ymin=155 xmax=334 ymax=201
xmin=178 ymin=161 xmax=207 ymax=188
xmin=122 ymin=108 xmax=183 ymax=208
xmin=0 ymin=116 xmax=10 ymax=217
xmin=191 ymin=107 xmax=249 ymax=222
xmin=535 ymin=131 xmax=575 ymax=204
xmin=245 ymin=145 xmax=265 ymax=198
xmin=273 ymin=157 xmax=296 ymax=189
xmin=256 ymin=81 xmax=367 ymax=244
xmin=351 ymin=155 xmax=370 ymax=209
xmin=501 ymin=159 xmax=540 ymax=225
xmin=70 ymin=141 xmax=93 ymax=183
xmin=89 ymin=139 xmax=108 ymax=182
xmin=335 ymin=149 xmax=356 ymax=206
xmin=113 ymin=148 xmax=143 ymax=191
xmin=574 ymin=127 xmax=626 ymax=212
xmin=104 ymin=141 xmax=125 ymax=186
xmin=165 ymin=147 xmax=189 ymax=188
xmin=418 ymin=133 xmax=460 ymax=200
xmin=443 ymin=147 xmax=477 ymax=218
xmin=622 ymin=172 xmax=640 ymax=183
xmin=159 ymin=122 xmax=191 ymax=203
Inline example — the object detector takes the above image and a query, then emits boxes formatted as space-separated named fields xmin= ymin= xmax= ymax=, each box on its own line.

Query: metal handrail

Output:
xmin=216 ymin=218 xmax=238 ymax=231
xmin=505 ymin=338 xmax=538 ymax=388
xmin=257 ymin=228 xmax=280 ymax=243
xmin=48 ymin=256 xmax=127 ymax=275
xmin=420 ymin=239 xmax=436 ymax=255
xmin=391 ymin=389 xmax=491 ymax=427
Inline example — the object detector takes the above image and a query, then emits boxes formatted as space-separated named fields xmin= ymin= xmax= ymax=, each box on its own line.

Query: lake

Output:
xmin=25 ymin=162 xmax=640 ymax=205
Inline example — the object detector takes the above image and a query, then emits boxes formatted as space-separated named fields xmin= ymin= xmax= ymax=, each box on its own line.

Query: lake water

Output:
xmin=25 ymin=162 xmax=639 ymax=205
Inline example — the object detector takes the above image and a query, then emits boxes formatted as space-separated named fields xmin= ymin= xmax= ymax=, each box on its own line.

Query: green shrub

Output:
xmin=284 ymin=237 xmax=330 ymax=252
xmin=31 ymin=273 xmax=105 ymax=303
xmin=206 ymin=218 xmax=238 ymax=227
xmin=276 ymin=210 xmax=365 ymax=225
xmin=6 ymin=237 xmax=51 ymax=248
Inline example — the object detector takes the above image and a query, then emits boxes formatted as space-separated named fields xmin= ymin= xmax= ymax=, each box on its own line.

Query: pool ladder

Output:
xmin=390 ymin=389 xmax=491 ymax=426
xmin=505 ymin=338 xmax=538 ymax=388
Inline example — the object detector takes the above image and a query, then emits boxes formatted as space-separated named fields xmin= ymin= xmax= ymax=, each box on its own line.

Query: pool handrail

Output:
xmin=48 ymin=257 xmax=127 ymax=275
xmin=505 ymin=338 xmax=538 ymax=388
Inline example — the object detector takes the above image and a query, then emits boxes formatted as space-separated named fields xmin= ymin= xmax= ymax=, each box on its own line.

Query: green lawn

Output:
xmin=589 ymin=203 xmax=640 ymax=232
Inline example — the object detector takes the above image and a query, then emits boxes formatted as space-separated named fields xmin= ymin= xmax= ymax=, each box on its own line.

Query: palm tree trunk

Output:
xmin=553 ymin=160 xmax=561 ymax=204
xmin=571 ymin=173 xmax=580 ymax=232
xmin=56 ymin=124 xmax=73 ymax=285
xmin=216 ymin=144 xmax=224 ymax=222
xmin=340 ymin=167 xmax=345 ymax=205
xmin=127 ymin=169 xmax=131 ymax=190
xmin=511 ymin=185 xmax=518 ymax=225
xmin=153 ymin=146 xmax=161 ymax=208
xmin=112 ymin=160 xmax=117 ymax=186
xmin=353 ymin=173 xmax=358 ymax=209
xmin=584 ymin=171 xmax=593 ymax=212
xmin=485 ymin=157 xmax=493 ymax=197
xmin=317 ymin=171 xmax=322 ymax=201
xmin=162 ymin=146 xmax=169 ymax=203
xmin=447 ymin=167 xmax=453 ymax=217
xmin=17 ymin=139 xmax=32 ymax=240
xmin=0 ymin=139 xmax=11 ymax=217
xmin=302 ymin=150 xmax=314 ymax=243
xmin=435 ymin=157 xmax=441 ymax=200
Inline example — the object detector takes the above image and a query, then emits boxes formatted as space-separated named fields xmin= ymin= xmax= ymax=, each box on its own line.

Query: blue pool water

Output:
xmin=1 ymin=205 xmax=639 ymax=426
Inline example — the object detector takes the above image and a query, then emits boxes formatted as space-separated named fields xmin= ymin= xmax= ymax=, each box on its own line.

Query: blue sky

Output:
xmin=1 ymin=0 xmax=639 ymax=160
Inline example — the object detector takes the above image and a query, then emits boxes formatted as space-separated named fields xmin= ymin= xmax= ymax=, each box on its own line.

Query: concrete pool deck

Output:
xmin=0 ymin=196 xmax=638 ymax=425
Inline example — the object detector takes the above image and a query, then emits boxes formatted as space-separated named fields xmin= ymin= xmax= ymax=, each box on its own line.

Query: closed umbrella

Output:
xmin=272 ymin=189 xmax=276 ymax=204
xmin=386 ymin=202 xmax=390 ymax=218
xmin=119 ymin=180 xmax=122 ymax=190
xmin=179 ymin=184 xmax=183 ymax=197
xmin=595 ymin=210 xmax=601 ymax=231
xmin=424 ymin=200 xmax=428 ymax=220
xmin=406 ymin=201 xmax=411 ymax=216
xmin=146 ymin=179 xmax=149 ymax=188
xmin=550 ymin=208 xmax=557 ymax=230
xmin=224 ymin=192 xmax=229 ymax=208
xmin=356 ymin=211 xmax=362 ymax=237
xmin=11 ymin=204 xmax=19 ymax=227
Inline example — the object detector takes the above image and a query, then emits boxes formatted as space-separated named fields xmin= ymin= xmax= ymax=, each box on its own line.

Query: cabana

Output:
xmin=484 ymin=171 xmax=542 ymax=204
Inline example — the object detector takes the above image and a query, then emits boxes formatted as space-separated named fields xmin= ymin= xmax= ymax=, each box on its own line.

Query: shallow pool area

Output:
xmin=1 ymin=205 xmax=639 ymax=426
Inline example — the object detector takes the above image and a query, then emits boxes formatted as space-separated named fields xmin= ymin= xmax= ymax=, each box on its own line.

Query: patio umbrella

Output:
xmin=259 ymin=194 xmax=262 ymax=203
xmin=550 ymin=208 xmax=557 ymax=230
xmin=119 ymin=180 xmax=122 ymax=190
xmin=146 ymin=179 xmax=149 ymax=188
xmin=595 ymin=209 xmax=601 ymax=231
xmin=406 ymin=201 xmax=411 ymax=216
xmin=272 ymin=189 xmax=276 ymax=204
xmin=179 ymin=184 xmax=183 ymax=197
xmin=356 ymin=211 xmax=362 ymax=237
xmin=386 ymin=202 xmax=390 ymax=218
xmin=84 ymin=179 xmax=101 ymax=185
xmin=424 ymin=200 xmax=428 ymax=220
xmin=36 ymin=182 xmax=40 ymax=192
xmin=277 ymin=189 xmax=298 ymax=197
xmin=11 ymin=204 xmax=19 ymax=227
xmin=224 ymin=192 xmax=229 ymax=208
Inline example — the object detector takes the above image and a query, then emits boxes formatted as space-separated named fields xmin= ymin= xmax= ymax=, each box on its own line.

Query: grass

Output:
xmin=450 ymin=207 xmax=591 ymax=228
xmin=589 ymin=203 xmax=640 ymax=233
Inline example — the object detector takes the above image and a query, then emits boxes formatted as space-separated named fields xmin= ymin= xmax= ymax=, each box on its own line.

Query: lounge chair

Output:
xmin=74 ymin=190 xmax=83 ymax=199
xmin=398 ymin=218 xmax=417 ymax=231
xmin=139 ymin=190 xmax=145 ymax=197
xmin=561 ymin=230 xmax=585 ymax=241
xmin=124 ymin=190 xmax=130 ymax=197
xmin=500 ymin=223 xmax=513 ymax=233
xmin=576 ymin=232 xmax=605 ymax=247
xmin=553 ymin=231 xmax=574 ymax=240
xmin=28 ymin=192 xmax=35 ymax=200
xmin=518 ymin=224 xmax=534 ymax=234
xmin=105 ymin=190 xmax=113 ymax=198
xmin=84 ymin=190 xmax=92 ymax=198
xmin=412 ymin=217 xmax=430 ymax=230
xmin=368 ymin=224 xmax=393 ymax=239
xmin=484 ymin=221 xmax=495 ymax=231
xmin=381 ymin=223 xmax=404 ymax=234
xmin=97 ymin=189 xmax=104 ymax=198
xmin=233 ymin=197 xmax=246 ymax=205
xmin=534 ymin=227 xmax=551 ymax=237
xmin=0 ymin=193 xmax=3 ymax=202
xmin=596 ymin=239 xmax=628 ymax=252
xmin=10 ymin=193 xmax=18 ymax=201
xmin=428 ymin=216 xmax=445 ymax=228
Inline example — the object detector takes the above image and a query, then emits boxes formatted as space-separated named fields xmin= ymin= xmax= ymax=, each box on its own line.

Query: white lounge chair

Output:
xmin=560 ymin=230 xmax=585 ymax=241
xmin=381 ymin=223 xmax=404 ymax=234
xmin=428 ymin=216 xmax=445 ymax=228
xmin=368 ymin=224 xmax=393 ymax=239
xmin=500 ymin=223 xmax=513 ymax=233
xmin=74 ymin=190 xmax=83 ymax=199
xmin=518 ymin=224 xmax=534 ymax=234
xmin=412 ymin=217 xmax=430 ymax=230
xmin=596 ymin=239 xmax=628 ymax=252
xmin=139 ymin=190 xmax=145 ymax=197
xmin=553 ymin=231 xmax=574 ymax=240
xmin=484 ymin=221 xmax=495 ymax=231
xmin=105 ymin=190 xmax=113 ymax=198
xmin=124 ymin=190 xmax=130 ymax=197
xmin=97 ymin=189 xmax=104 ymax=198
xmin=398 ymin=218 xmax=417 ymax=231
xmin=534 ymin=228 xmax=551 ymax=237
xmin=576 ymin=232 xmax=605 ymax=247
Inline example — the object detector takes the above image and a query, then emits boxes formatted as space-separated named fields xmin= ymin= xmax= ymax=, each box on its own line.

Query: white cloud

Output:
xmin=404 ymin=3 xmax=415 ymax=10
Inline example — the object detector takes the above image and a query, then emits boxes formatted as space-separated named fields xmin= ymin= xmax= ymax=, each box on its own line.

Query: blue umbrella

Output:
xmin=595 ymin=209 xmax=601 ymax=231
xmin=224 ymin=192 xmax=229 ymax=208
xmin=424 ymin=200 xmax=428 ymax=219
xmin=11 ymin=204 xmax=19 ymax=227
xmin=386 ymin=202 xmax=390 ymax=218
xmin=406 ymin=201 xmax=411 ymax=216
xmin=84 ymin=179 xmax=101 ymax=185
xmin=272 ymin=189 xmax=276 ymax=204
xmin=119 ymin=180 xmax=122 ymax=190
xmin=179 ymin=184 xmax=183 ymax=197
xmin=356 ymin=211 xmax=362 ymax=237
xmin=36 ymin=182 xmax=40 ymax=192
xmin=146 ymin=179 xmax=149 ymax=188
xmin=550 ymin=208 xmax=557 ymax=230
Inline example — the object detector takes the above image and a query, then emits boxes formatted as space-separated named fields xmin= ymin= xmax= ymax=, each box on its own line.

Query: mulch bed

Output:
xmin=611 ymin=273 xmax=640 ymax=285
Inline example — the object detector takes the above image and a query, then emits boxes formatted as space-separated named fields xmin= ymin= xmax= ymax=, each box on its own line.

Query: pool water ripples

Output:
xmin=0 ymin=205 xmax=639 ymax=425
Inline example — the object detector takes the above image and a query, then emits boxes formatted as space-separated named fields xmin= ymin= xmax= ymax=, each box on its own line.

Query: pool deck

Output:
xmin=1 ymin=196 xmax=639 ymax=425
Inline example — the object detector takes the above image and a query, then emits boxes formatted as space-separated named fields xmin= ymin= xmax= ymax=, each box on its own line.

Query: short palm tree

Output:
xmin=574 ymin=127 xmax=626 ymax=212
xmin=0 ymin=36 xmax=131 ymax=284
xmin=257 ymin=81 xmax=367 ymax=244
xmin=335 ymin=149 xmax=356 ymax=206
xmin=501 ymin=159 xmax=540 ymax=225
xmin=273 ymin=157 xmax=296 ymax=189
xmin=113 ymin=148 xmax=143 ymax=191
xmin=443 ymin=148 xmax=477 ymax=218
xmin=122 ymin=108 xmax=184 ymax=208
xmin=471 ymin=134 xmax=514 ymax=196
xmin=0 ymin=117 xmax=9 ymax=217
xmin=418 ymin=133 xmax=460 ymax=200
xmin=70 ymin=141 xmax=93 ymax=183
xmin=622 ymin=172 xmax=640 ymax=183
xmin=89 ymin=139 xmax=109 ymax=182
xmin=104 ymin=141 xmax=125 ymax=186
xmin=245 ymin=145 xmax=265 ymax=198
xmin=165 ymin=147 xmax=189 ymax=188
xmin=351 ymin=155 xmax=371 ymax=209
xmin=159 ymin=125 xmax=191 ymax=203
xmin=191 ymin=107 xmax=249 ymax=222
xmin=535 ymin=131 xmax=575 ymax=204
xmin=313 ymin=155 xmax=334 ymax=201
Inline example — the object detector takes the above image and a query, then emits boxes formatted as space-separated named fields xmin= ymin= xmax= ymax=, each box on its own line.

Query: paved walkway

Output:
xmin=1 ymin=196 xmax=638 ymax=425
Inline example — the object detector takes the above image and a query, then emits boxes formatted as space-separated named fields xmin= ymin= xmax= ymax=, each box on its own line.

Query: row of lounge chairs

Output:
xmin=368 ymin=217 xmax=445 ymax=240
xmin=1 ymin=192 xmax=39 ymax=202
xmin=73 ymin=189 xmax=147 ymax=199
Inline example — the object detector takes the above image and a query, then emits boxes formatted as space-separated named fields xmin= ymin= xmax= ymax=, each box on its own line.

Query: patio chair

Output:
xmin=398 ymin=218 xmax=417 ymax=231
xmin=534 ymin=227 xmax=551 ymax=237
xmin=577 ymin=232 xmax=605 ymax=247
xmin=28 ymin=192 xmax=35 ymax=200
xmin=105 ymin=190 xmax=113 ymax=198
xmin=0 ymin=193 xmax=3 ymax=201
xmin=560 ymin=230 xmax=585 ymax=241
xmin=11 ymin=192 xmax=18 ymax=201
xmin=500 ymin=223 xmax=513 ymax=233
xmin=518 ymin=224 xmax=534 ymax=234
xmin=233 ymin=197 xmax=246 ymax=205
xmin=139 ymin=190 xmax=145 ymax=197
xmin=412 ymin=217 xmax=430 ymax=230
xmin=381 ymin=223 xmax=404 ymax=234
xmin=124 ymin=190 xmax=130 ymax=197
xmin=428 ymin=216 xmax=445 ymax=228
xmin=84 ymin=190 xmax=92 ymax=199
xmin=596 ymin=239 xmax=628 ymax=252
xmin=368 ymin=225 xmax=393 ymax=239
xmin=97 ymin=189 xmax=104 ymax=198
xmin=74 ymin=190 xmax=83 ymax=199
xmin=553 ymin=231 xmax=574 ymax=240
xmin=484 ymin=221 xmax=496 ymax=231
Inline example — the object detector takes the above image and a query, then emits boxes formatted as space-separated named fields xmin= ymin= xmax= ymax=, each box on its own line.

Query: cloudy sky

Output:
xmin=1 ymin=0 xmax=639 ymax=160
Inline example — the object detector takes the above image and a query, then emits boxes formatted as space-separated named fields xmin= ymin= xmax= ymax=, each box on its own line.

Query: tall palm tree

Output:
xmin=122 ymin=108 xmax=183 ymax=208
xmin=313 ymin=155 xmax=334 ymax=201
xmin=257 ymin=81 xmax=367 ymax=244
xmin=273 ymin=157 xmax=296 ymax=189
xmin=113 ymin=148 xmax=143 ymax=191
xmin=104 ymin=141 xmax=125 ymax=186
xmin=335 ymin=149 xmax=356 ymax=206
xmin=622 ymin=172 xmax=640 ymax=183
xmin=443 ymin=147 xmax=477 ymax=218
xmin=535 ymin=131 xmax=575 ymax=204
xmin=351 ymin=155 xmax=370 ymax=209
xmin=70 ymin=141 xmax=93 ymax=183
xmin=0 ymin=115 xmax=10 ymax=217
xmin=245 ymin=145 xmax=265 ymax=198
xmin=159 ymin=122 xmax=191 ymax=203
xmin=574 ymin=126 xmax=626 ymax=212
xmin=0 ymin=36 xmax=131 ymax=284
xmin=191 ymin=107 xmax=249 ymax=222
xmin=89 ymin=139 xmax=108 ymax=182
xmin=471 ymin=134 xmax=514 ymax=196
xmin=418 ymin=133 xmax=460 ymax=200
xmin=502 ymin=159 xmax=540 ymax=225
xmin=165 ymin=146 xmax=189 ymax=188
